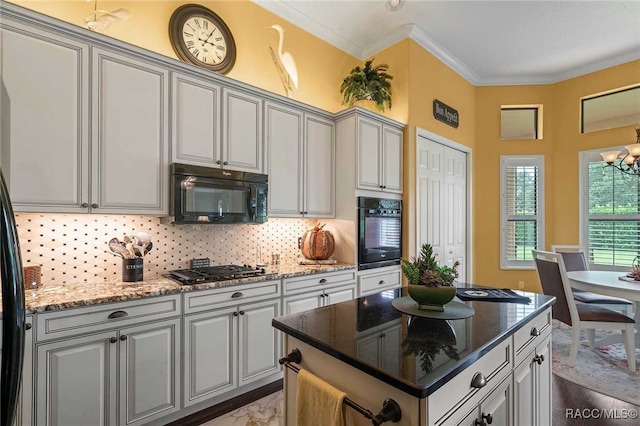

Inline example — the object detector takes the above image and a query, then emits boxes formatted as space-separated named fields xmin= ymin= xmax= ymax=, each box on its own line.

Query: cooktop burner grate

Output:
xmin=164 ymin=264 xmax=273 ymax=285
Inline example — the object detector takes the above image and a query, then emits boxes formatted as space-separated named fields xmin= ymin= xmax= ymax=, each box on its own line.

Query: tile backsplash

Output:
xmin=15 ymin=214 xmax=329 ymax=285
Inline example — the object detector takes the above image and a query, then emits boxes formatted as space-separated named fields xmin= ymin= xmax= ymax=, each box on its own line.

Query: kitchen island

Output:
xmin=272 ymin=288 xmax=555 ymax=426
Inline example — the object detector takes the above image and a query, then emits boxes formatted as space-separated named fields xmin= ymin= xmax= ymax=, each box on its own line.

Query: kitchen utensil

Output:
xmin=144 ymin=241 xmax=153 ymax=256
xmin=125 ymin=242 xmax=136 ymax=258
xmin=109 ymin=238 xmax=131 ymax=258
xmin=137 ymin=231 xmax=151 ymax=244
xmin=105 ymin=250 xmax=123 ymax=258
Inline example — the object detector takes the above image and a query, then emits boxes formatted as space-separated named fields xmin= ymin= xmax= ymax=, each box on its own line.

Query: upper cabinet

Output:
xmin=266 ymin=101 xmax=335 ymax=218
xmin=92 ymin=48 xmax=169 ymax=215
xmin=222 ymin=88 xmax=263 ymax=173
xmin=0 ymin=20 xmax=90 ymax=213
xmin=336 ymin=109 xmax=404 ymax=196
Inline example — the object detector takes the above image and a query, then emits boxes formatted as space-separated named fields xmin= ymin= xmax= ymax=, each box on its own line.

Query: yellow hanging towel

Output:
xmin=296 ymin=369 xmax=348 ymax=426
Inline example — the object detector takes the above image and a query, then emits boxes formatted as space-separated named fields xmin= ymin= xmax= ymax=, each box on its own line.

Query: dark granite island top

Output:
xmin=272 ymin=287 xmax=556 ymax=399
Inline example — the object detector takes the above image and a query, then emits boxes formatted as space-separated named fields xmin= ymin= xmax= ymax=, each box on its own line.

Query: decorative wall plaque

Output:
xmin=433 ymin=99 xmax=459 ymax=128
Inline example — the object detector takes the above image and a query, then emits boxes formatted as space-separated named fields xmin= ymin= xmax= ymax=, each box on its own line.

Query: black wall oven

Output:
xmin=357 ymin=197 xmax=402 ymax=270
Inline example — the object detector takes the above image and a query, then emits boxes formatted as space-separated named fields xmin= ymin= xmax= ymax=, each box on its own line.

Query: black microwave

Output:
xmin=165 ymin=163 xmax=268 ymax=224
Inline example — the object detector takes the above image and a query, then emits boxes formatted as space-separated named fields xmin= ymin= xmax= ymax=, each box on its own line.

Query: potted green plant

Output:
xmin=339 ymin=59 xmax=393 ymax=112
xmin=401 ymin=244 xmax=460 ymax=311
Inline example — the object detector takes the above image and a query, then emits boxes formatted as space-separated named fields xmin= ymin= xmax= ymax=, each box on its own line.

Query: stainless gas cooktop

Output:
xmin=164 ymin=264 xmax=274 ymax=285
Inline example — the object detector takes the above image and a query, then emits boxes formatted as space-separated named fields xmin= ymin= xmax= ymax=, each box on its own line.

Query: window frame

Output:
xmin=500 ymin=155 xmax=545 ymax=270
xmin=500 ymin=105 xmax=543 ymax=140
xmin=579 ymin=147 xmax=640 ymax=271
xmin=580 ymin=85 xmax=640 ymax=134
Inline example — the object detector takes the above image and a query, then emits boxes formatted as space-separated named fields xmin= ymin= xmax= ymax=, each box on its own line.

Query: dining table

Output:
xmin=567 ymin=270 xmax=640 ymax=347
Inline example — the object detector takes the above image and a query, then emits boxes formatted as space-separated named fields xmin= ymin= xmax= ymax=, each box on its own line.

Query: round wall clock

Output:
xmin=168 ymin=4 xmax=236 ymax=74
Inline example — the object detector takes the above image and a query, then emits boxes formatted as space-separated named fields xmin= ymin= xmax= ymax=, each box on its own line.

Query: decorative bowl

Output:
xmin=407 ymin=284 xmax=456 ymax=311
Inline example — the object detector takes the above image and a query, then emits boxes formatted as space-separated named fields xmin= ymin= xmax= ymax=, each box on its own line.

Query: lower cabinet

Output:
xmin=513 ymin=334 xmax=552 ymax=426
xmin=35 ymin=318 xmax=180 ymax=426
xmin=282 ymin=271 xmax=357 ymax=315
xmin=453 ymin=375 xmax=513 ymax=426
xmin=183 ymin=298 xmax=281 ymax=407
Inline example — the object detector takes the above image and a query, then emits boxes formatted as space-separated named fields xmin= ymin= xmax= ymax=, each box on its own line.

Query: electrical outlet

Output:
xmin=518 ymin=281 xmax=525 ymax=289
xmin=298 ymin=237 xmax=302 ymax=249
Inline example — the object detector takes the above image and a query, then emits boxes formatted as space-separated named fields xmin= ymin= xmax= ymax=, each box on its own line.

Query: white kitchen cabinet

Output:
xmin=35 ymin=295 xmax=182 ymax=426
xmin=356 ymin=115 xmax=403 ymax=194
xmin=171 ymin=72 xmax=221 ymax=166
xmin=266 ymin=101 xmax=335 ymax=218
xmin=91 ymin=48 xmax=169 ymax=215
xmin=443 ymin=374 xmax=513 ymax=426
xmin=513 ymin=334 xmax=551 ymax=426
xmin=0 ymin=19 xmax=90 ymax=213
xmin=221 ymin=88 xmax=263 ymax=173
xmin=183 ymin=281 xmax=281 ymax=407
xmin=282 ymin=271 xmax=356 ymax=314
xmin=357 ymin=266 xmax=402 ymax=297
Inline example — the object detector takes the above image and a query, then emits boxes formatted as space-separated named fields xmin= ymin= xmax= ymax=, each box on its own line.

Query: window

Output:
xmin=580 ymin=149 xmax=640 ymax=269
xmin=500 ymin=156 xmax=545 ymax=269
xmin=581 ymin=85 xmax=640 ymax=133
xmin=501 ymin=106 xmax=542 ymax=140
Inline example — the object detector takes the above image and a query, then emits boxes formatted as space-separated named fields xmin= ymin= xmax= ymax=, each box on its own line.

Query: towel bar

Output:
xmin=279 ymin=348 xmax=403 ymax=425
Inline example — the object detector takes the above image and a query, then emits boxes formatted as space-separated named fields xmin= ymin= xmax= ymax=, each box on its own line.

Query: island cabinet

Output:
xmin=281 ymin=270 xmax=356 ymax=314
xmin=265 ymin=101 xmax=335 ymax=218
xmin=273 ymin=289 xmax=555 ymax=426
xmin=182 ymin=280 xmax=282 ymax=408
xmin=34 ymin=295 xmax=182 ymax=426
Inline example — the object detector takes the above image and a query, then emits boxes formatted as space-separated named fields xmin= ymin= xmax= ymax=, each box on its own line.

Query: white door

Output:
xmin=237 ymin=299 xmax=281 ymax=385
xmin=171 ymin=72 xmax=221 ymax=166
xmin=1 ymin=23 xmax=90 ymax=212
xmin=304 ymin=113 xmax=335 ymax=217
xmin=417 ymin=135 xmax=468 ymax=283
xmin=357 ymin=116 xmax=382 ymax=190
xmin=91 ymin=48 xmax=169 ymax=214
xmin=183 ymin=306 xmax=237 ymax=406
xmin=265 ymin=102 xmax=303 ymax=216
xmin=119 ymin=318 xmax=180 ymax=425
xmin=382 ymin=126 xmax=403 ymax=193
xmin=36 ymin=331 xmax=117 ymax=426
xmin=222 ymin=88 xmax=263 ymax=172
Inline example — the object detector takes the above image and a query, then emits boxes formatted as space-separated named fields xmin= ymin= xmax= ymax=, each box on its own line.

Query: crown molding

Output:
xmin=360 ymin=24 xmax=413 ymax=60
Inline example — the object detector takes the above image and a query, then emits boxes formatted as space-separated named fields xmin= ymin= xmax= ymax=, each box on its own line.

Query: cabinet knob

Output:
xmin=380 ymin=333 xmax=386 ymax=338
xmin=534 ymin=354 xmax=545 ymax=365
xmin=382 ymin=185 xmax=386 ymax=189
xmin=216 ymin=160 xmax=222 ymax=164
xmin=91 ymin=203 xmax=99 ymax=209
xmin=81 ymin=203 xmax=89 ymax=208
xmin=110 ymin=337 xmax=117 ymax=344
xmin=25 ymin=323 xmax=32 ymax=330
xmin=120 ymin=334 xmax=127 ymax=341
xmin=379 ymin=185 xmax=384 ymax=188
xmin=231 ymin=292 xmax=243 ymax=298
xmin=474 ymin=419 xmax=486 ymax=426
xmin=223 ymin=161 xmax=229 ymax=165
xmin=530 ymin=327 xmax=540 ymax=336
xmin=482 ymin=413 xmax=493 ymax=424
xmin=239 ymin=311 xmax=245 ymax=315
xmin=233 ymin=312 xmax=239 ymax=317
xmin=319 ymin=278 xmax=327 ymax=284
xmin=300 ymin=211 xmax=304 ymax=215
xmin=378 ymin=280 xmax=385 ymax=285
xmin=108 ymin=310 xmax=128 ymax=319
xmin=470 ymin=372 xmax=487 ymax=388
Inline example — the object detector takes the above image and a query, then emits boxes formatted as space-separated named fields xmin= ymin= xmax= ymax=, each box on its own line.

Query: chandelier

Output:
xmin=600 ymin=126 xmax=640 ymax=176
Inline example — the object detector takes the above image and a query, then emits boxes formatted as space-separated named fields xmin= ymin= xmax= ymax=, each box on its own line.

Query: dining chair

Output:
xmin=551 ymin=245 xmax=633 ymax=317
xmin=533 ymin=250 xmax=636 ymax=372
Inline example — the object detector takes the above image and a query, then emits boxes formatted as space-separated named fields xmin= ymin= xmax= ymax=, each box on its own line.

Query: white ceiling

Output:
xmin=253 ymin=0 xmax=640 ymax=86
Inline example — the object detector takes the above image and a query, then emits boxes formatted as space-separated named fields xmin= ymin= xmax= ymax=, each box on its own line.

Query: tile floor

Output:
xmin=200 ymin=391 xmax=283 ymax=426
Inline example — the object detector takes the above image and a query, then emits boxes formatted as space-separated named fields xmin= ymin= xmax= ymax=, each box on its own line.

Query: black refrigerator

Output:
xmin=0 ymin=169 xmax=26 ymax=426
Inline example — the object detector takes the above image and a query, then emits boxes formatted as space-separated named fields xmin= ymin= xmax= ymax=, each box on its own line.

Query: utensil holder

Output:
xmin=122 ymin=258 xmax=143 ymax=282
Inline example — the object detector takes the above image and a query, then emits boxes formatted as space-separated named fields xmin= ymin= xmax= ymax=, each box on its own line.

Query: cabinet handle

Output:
xmin=534 ymin=354 xmax=545 ymax=365
xmin=120 ymin=335 xmax=127 ymax=341
xmin=470 ymin=372 xmax=487 ymax=388
xmin=108 ymin=310 xmax=128 ymax=319
xmin=91 ymin=203 xmax=98 ymax=209
xmin=319 ymin=278 xmax=327 ymax=284
xmin=110 ymin=337 xmax=117 ymax=344
xmin=380 ymin=333 xmax=386 ymax=338
xmin=530 ymin=327 xmax=540 ymax=336
xmin=482 ymin=413 xmax=493 ymax=424
xmin=81 ymin=203 xmax=89 ymax=208
xmin=382 ymin=185 xmax=386 ymax=189
xmin=25 ymin=323 xmax=32 ymax=330
xmin=239 ymin=311 xmax=245 ymax=315
xmin=474 ymin=419 xmax=486 ymax=426
xmin=233 ymin=312 xmax=239 ymax=317
xmin=223 ymin=161 xmax=229 ymax=165
xmin=378 ymin=280 xmax=386 ymax=285
xmin=300 ymin=211 xmax=304 ymax=215
xmin=231 ymin=292 xmax=243 ymax=298
xmin=216 ymin=160 xmax=222 ymax=164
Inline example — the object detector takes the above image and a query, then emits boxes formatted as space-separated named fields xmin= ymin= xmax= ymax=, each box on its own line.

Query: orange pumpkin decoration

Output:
xmin=300 ymin=223 xmax=335 ymax=260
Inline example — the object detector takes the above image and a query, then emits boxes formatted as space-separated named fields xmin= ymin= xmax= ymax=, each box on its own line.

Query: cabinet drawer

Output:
xmin=36 ymin=294 xmax=181 ymax=341
xmin=283 ymin=271 xmax=356 ymax=295
xmin=358 ymin=270 xmax=401 ymax=296
xmin=428 ymin=337 xmax=512 ymax=424
xmin=513 ymin=308 xmax=552 ymax=366
xmin=184 ymin=279 xmax=281 ymax=314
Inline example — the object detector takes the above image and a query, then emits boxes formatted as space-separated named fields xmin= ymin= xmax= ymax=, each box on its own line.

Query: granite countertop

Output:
xmin=272 ymin=287 xmax=556 ymax=398
xmin=2 ymin=261 xmax=356 ymax=314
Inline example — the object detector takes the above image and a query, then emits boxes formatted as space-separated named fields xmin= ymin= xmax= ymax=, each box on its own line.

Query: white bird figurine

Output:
xmin=267 ymin=24 xmax=299 ymax=97
xmin=85 ymin=8 xmax=131 ymax=33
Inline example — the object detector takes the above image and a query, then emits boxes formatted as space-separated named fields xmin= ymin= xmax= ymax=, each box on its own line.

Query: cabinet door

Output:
xmin=536 ymin=336 xmax=552 ymax=426
xmin=183 ymin=307 xmax=237 ymax=407
xmin=283 ymin=292 xmax=322 ymax=315
xmin=171 ymin=72 xmax=221 ymax=166
xmin=324 ymin=284 xmax=356 ymax=306
xmin=480 ymin=375 xmax=512 ymax=426
xmin=382 ymin=125 xmax=403 ymax=193
xmin=36 ymin=331 xmax=117 ymax=426
xmin=265 ymin=102 xmax=303 ymax=216
xmin=304 ymin=114 xmax=335 ymax=217
xmin=513 ymin=351 xmax=535 ymax=426
xmin=119 ymin=318 xmax=180 ymax=425
xmin=91 ymin=48 xmax=169 ymax=214
xmin=0 ymin=22 xmax=90 ymax=212
xmin=221 ymin=88 xmax=263 ymax=173
xmin=238 ymin=299 xmax=282 ymax=385
xmin=356 ymin=116 xmax=382 ymax=190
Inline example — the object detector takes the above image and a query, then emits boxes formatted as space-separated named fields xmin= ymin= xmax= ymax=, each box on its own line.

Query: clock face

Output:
xmin=169 ymin=5 xmax=236 ymax=74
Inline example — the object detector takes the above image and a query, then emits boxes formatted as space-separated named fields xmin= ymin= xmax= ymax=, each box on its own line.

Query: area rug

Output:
xmin=552 ymin=323 xmax=640 ymax=406
xmin=201 ymin=391 xmax=283 ymax=425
